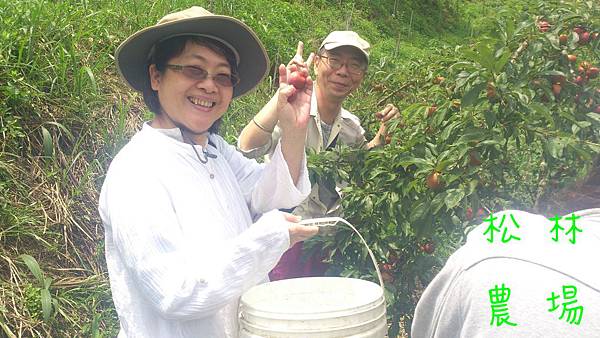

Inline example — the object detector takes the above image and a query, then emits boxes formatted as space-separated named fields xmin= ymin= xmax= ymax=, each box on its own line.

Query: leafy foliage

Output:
xmin=306 ymin=0 xmax=599 ymax=335
xmin=0 ymin=0 xmax=597 ymax=337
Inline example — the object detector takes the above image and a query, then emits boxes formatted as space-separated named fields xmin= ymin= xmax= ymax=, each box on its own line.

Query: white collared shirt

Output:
xmin=99 ymin=123 xmax=310 ymax=338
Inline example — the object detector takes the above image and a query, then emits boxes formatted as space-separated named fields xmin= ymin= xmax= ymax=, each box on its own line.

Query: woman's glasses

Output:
xmin=165 ymin=64 xmax=239 ymax=87
xmin=318 ymin=55 xmax=366 ymax=75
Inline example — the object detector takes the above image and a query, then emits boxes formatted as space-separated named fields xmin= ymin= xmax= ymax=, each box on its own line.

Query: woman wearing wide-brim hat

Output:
xmin=98 ymin=6 xmax=318 ymax=338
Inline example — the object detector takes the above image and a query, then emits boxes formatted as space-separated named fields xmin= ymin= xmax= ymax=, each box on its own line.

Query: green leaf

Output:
xmin=445 ymin=189 xmax=465 ymax=210
xmin=462 ymin=82 xmax=486 ymax=107
xmin=483 ymin=110 xmax=497 ymax=128
xmin=530 ymin=103 xmax=555 ymax=128
xmin=41 ymin=126 xmax=53 ymax=158
xmin=80 ymin=66 xmax=97 ymax=93
xmin=587 ymin=113 xmax=600 ymax=125
xmin=539 ymin=70 xmax=566 ymax=77
xmin=435 ymin=159 xmax=453 ymax=172
xmin=544 ymin=138 xmax=565 ymax=159
xmin=493 ymin=50 xmax=511 ymax=73
xmin=41 ymin=288 xmax=53 ymax=322
xmin=409 ymin=202 xmax=429 ymax=223
xmin=19 ymin=254 xmax=44 ymax=285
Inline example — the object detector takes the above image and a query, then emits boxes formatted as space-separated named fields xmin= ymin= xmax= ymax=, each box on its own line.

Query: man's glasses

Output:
xmin=318 ymin=55 xmax=367 ymax=75
xmin=164 ymin=64 xmax=239 ymax=87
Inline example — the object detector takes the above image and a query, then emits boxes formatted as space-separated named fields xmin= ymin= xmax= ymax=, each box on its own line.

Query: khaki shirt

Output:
xmin=239 ymin=90 xmax=367 ymax=218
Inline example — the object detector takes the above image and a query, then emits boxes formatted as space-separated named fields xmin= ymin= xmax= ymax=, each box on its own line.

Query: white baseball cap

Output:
xmin=319 ymin=31 xmax=370 ymax=61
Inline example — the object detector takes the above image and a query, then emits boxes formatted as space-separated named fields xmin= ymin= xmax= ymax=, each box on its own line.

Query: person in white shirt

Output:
xmin=98 ymin=6 xmax=318 ymax=338
xmin=412 ymin=157 xmax=600 ymax=337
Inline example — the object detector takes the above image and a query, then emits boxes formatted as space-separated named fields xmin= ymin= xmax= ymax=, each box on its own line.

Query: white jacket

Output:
xmin=99 ymin=124 xmax=310 ymax=338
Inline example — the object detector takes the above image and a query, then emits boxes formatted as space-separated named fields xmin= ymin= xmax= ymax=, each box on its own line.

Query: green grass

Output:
xmin=0 ymin=0 xmax=569 ymax=336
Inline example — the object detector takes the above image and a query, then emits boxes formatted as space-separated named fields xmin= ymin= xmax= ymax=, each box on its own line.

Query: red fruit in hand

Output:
xmin=426 ymin=171 xmax=442 ymax=190
xmin=288 ymin=72 xmax=307 ymax=90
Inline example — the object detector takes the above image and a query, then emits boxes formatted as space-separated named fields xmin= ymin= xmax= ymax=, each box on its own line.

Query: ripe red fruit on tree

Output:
xmin=466 ymin=207 xmax=474 ymax=220
xmin=426 ymin=171 xmax=442 ymax=190
xmin=469 ymin=151 xmax=482 ymax=166
xmin=537 ymin=20 xmax=550 ymax=32
xmin=587 ymin=67 xmax=599 ymax=79
xmin=579 ymin=31 xmax=590 ymax=44
xmin=573 ymin=27 xmax=584 ymax=34
xmin=559 ymin=34 xmax=568 ymax=44
xmin=567 ymin=54 xmax=577 ymax=63
xmin=552 ymin=83 xmax=562 ymax=97
xmin=486 ymin=82 xmax=496 ymax=100
xmin=595 ymin=106 xmax=600 ymax=114
xmin=427 ymin=105 xmax=438 ymax=117
xmin=574 ymin=76 xmax=586 ymax=86
xmin=420 ymin=241 xmax=435 ymax=254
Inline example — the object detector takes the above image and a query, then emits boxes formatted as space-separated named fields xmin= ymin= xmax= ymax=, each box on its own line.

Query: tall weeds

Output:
xmin=0 ymin=0 xmax=465 ymax=336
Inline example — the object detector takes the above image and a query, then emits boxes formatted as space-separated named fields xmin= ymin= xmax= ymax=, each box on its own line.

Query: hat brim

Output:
xmin=322 ymin=42 xmax=369 ymax=62
xmin=116 ymin=15 xmax=269 ymax=98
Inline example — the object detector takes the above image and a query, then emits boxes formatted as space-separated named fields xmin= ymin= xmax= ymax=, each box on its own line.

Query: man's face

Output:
xmin=149 ymin=42 xmax=234 ymax=134
xmin=314 ymin=46 xmax=367 ymax=100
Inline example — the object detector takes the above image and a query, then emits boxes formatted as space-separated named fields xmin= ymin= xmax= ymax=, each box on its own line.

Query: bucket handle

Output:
xmin=299 ymin=217 xmax=384 ymax=290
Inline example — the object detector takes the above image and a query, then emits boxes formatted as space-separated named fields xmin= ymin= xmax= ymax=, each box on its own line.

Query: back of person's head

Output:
xmin=537 ymin=156 xmax=600 ymax=216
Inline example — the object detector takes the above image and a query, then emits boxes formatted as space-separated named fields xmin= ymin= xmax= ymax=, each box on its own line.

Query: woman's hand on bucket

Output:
xmin=285 ymin=213 xmax=318 ymax=247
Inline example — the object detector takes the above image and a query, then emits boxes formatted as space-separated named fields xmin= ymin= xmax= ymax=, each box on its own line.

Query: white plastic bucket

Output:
xmin=239 ymin=218 xmax=387 ymax=337
xmin=239 ymin=276 xmax=386 ymax=337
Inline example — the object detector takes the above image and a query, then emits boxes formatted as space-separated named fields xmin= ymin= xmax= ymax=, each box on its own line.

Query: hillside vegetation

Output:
xmin=1 ymin=0 xmax=598 ymax=337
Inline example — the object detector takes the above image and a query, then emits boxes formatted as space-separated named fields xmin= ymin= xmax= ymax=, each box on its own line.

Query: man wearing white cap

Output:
xmin=238 ymin=31 xmax=399 ymax=280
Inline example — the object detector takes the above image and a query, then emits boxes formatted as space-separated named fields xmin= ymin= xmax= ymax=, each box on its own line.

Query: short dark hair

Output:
xmin=142 ymin=36 xmax=239 ymax=134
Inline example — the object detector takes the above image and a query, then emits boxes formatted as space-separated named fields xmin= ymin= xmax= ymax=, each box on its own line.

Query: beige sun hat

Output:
xmin=319 ymin=31 xmax=370 ymax=62
xmin=115 ymin=6 xmax=269 ymax=98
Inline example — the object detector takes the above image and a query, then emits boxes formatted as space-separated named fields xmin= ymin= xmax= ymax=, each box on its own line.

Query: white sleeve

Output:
xmin=101 ymin=169 xmax=290 ymax=320
xmin=215 ymin=135 xmax=310 ymax=215
xmin=412 ymin=254 xmax=464 ymax=337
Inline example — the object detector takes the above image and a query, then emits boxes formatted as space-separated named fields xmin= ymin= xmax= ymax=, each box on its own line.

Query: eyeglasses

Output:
xmin=318 ymin=55 xmax=367 ymax=75
xmin=164 ymin=64 xmax=239 ymax=87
